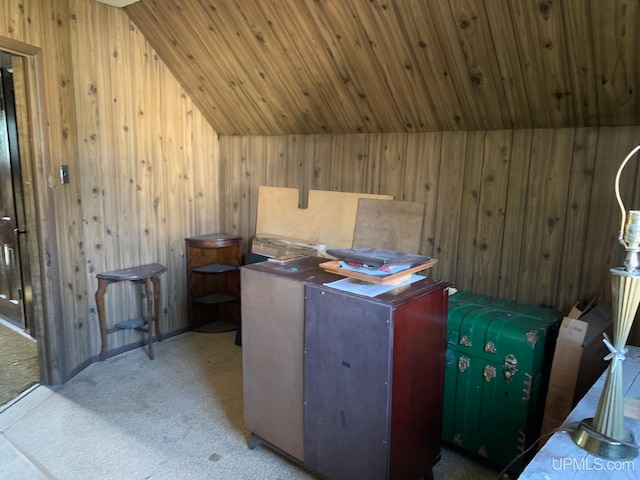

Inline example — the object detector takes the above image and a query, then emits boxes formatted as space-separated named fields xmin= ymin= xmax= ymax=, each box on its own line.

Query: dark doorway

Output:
xmin=0 ymin=50 xmax=38 ymax=405
xmin=0 ymin=51 xmax=32 ymax=336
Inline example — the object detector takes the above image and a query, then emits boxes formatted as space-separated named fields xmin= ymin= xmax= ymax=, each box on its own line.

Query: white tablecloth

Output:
xmin=519 ymin=346 xmax=640 ymax=479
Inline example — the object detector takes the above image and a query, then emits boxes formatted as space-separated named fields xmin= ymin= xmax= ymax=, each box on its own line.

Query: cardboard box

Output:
xmin=539 ymin=302 xmax=612 ymax=444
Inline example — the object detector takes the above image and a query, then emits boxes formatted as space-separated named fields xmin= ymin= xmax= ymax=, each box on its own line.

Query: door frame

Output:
xmin=1 ymin=54 xmax=29 ymax=332
xmin=0 ymin=36 xmax=66 ymax=385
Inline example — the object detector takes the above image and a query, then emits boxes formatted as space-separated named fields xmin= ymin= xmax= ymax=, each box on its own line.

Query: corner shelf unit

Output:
xmin=186 ymin=234 xmax=242 ymax=329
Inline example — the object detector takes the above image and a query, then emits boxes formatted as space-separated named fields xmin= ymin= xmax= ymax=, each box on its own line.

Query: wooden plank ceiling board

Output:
xmin=123 ymin=0 xmax=640 ymax=135
xmin=255 ymin=186 xmax=393 ymax=249
xmin=352 ymin=198 xmax=425 ymax=254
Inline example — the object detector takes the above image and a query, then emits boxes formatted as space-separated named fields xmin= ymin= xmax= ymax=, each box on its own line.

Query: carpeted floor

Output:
xmin=0 ymin=331 xmax=505 ymax=479
xmin=0 ymin=319 xmax=39 ymax=407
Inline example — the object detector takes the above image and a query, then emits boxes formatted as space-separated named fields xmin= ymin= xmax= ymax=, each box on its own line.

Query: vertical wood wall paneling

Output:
xmin=2 ymin=0 xmax=22 ymax=40
xmin=93 ymin=4 xmax=122 ymax=338
xmin=264 ymin=135 xmax=284 ymax=188
xmin=581 ymin=128 xmax=640 ymax=301
xmin=364 ymin=133 xmax=383 ymax=195
xmin=329 ymin=135 xmax=345 ymax=191
xmin=108 ymin=5 xmax=135 ymax=345
xmin=112 ymin=6 xmax=140 ymax=343
xmin=217 ymin=126 xmax=640 ymax=332
xmin=342 ymin=133 xmax=370 ymax=194
xmin=71 ymin=0 xmax=102 ymax=356
xmin=472 ymin=130 xmax=512 ymax=296
xmin=50 ymin=1 xmax=89 ymax=365
xmin=304 ymin=134 xmax=332 ymax=193
xmin=0 ymin=0 xmax=223 ymax=372
xmin=245 ymin=135 xmax=265 ymax=242
xmin=378 ymin=133 xmax=406 ymax=199
xmin=161 ymin=61 xmax=184 ymax=324
xmin=556 ymin=128 xmax=598 ymax=310
xmin=432 ymin=131 xmax=466 ymax=283
xmin=497 ymin=129 xmax=533 ymax=300
xmin=286 ymin=135 xmax=304 ymax=196
xmin=130 ymin=18 xmax=161 ymax=330
xmin=218 ymin=136 xmax=243 ymax=237
xmin=192 ymin=104 xmax=220 ymax=237
xmin=130 ymin=19 xmax=155 ymax=264
xmin=404 ymin=132 xmax=442 ymax=264
xmin=517 ymin=129 xmax=574 ymax=307
xmin=454 ymin=131 xmax=485 ymax=290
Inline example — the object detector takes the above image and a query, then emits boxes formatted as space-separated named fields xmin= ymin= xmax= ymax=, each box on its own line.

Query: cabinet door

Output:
xmin=304 ymin=285 xmax=392 ymax=480
xmin=241 ymin=268 xmax=306 ymax=461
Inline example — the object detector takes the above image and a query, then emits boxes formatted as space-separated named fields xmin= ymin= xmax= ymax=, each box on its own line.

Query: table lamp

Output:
xmin=570 ymin=145 xmax=640 ymax=460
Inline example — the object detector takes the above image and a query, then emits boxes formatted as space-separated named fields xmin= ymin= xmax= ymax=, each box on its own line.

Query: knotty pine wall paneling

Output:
xmin=455 ymin=131 xmax=485 ymax=290
xmin=219 ymin=136 xmax=243 ymax=238
xmin=581 ymin=128 xmax=640 ymax=300
xmin=556 ymin=128 xmax=599 ymax=309
xmin=431 ymin=132 xmax=466 ymax=282
xmin=517 ymin=129 xmax=574 ymax=307
xmin=1 ymin=0 xmax=221 ymax=383
xmin=302 ymin=133 xmax=330 ymax=199
xmin=218 ymin=128 xmax=640 ymax=346
xmin=498 ymin=129 xmax=534 ymax=301
xmin=406 ymin=132 xmax=442 ymax=261
xmin=378 ymin=133 xmax=406 ymax=199
xmin=472 ymin=130 xmax=511 ymax=297
xmin=73 ymin=1 xmax=220 ymax=368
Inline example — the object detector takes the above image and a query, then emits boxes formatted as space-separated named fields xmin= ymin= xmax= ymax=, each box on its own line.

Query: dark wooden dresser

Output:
xmin=241 ymin=256 xmax=449 ymax=480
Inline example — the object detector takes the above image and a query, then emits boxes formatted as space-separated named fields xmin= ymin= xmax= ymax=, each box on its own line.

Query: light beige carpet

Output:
xmin=0 ymin=331 xmax=503 ymax=479
xmin=0 ymin=320 xmax=38 ymax=407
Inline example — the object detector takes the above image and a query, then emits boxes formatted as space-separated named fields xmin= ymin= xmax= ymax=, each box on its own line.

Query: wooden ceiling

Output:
xmin=124 ymin=0 xmax=640 ymax=136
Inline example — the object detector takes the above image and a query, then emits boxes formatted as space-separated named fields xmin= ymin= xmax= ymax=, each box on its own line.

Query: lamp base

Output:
xmin=570 ymin=418 xmax=638 ymax=460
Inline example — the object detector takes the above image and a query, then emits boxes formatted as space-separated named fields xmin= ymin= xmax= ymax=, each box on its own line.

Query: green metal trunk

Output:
xmin=442 ymin=291 xmax=562 ymax=470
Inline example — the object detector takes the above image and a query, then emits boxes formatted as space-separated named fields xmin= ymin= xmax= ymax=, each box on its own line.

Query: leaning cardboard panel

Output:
xmin=352 ymin=198 xmax=425 ymax=254
xmin=255 ymin=187 xmax=393 ymax=249
xmin=539 ymin=303 xmax=612 ymax=444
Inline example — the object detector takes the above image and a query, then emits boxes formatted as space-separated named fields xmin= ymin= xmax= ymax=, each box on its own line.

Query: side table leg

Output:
xmin=152 ymin=275 xmax=163 ymax=342
xmin=145 ymin=278 xmax=154 ymax=360
xmin=96 ymin=279 xmax=108 ymax=361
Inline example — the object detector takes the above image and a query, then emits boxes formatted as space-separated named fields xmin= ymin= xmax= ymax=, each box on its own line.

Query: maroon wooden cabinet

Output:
xmin=241 ymin=257 xmax=449 ymax=480
xmin=304 ymin=279 xmax=449 ymax=480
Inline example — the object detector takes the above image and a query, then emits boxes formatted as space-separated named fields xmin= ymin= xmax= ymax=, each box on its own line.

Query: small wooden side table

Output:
xmin=95 ymin=263 xmax=167 ymax=360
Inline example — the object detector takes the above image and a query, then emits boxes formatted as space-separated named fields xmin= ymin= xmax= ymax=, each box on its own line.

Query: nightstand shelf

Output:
xmin=194 ymin=292 xmax=239 ymax=305
xmin=192 ymin=263 xmax=239 ymax=275
xmin=186 ymin=234 xmax=242 ymax=330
